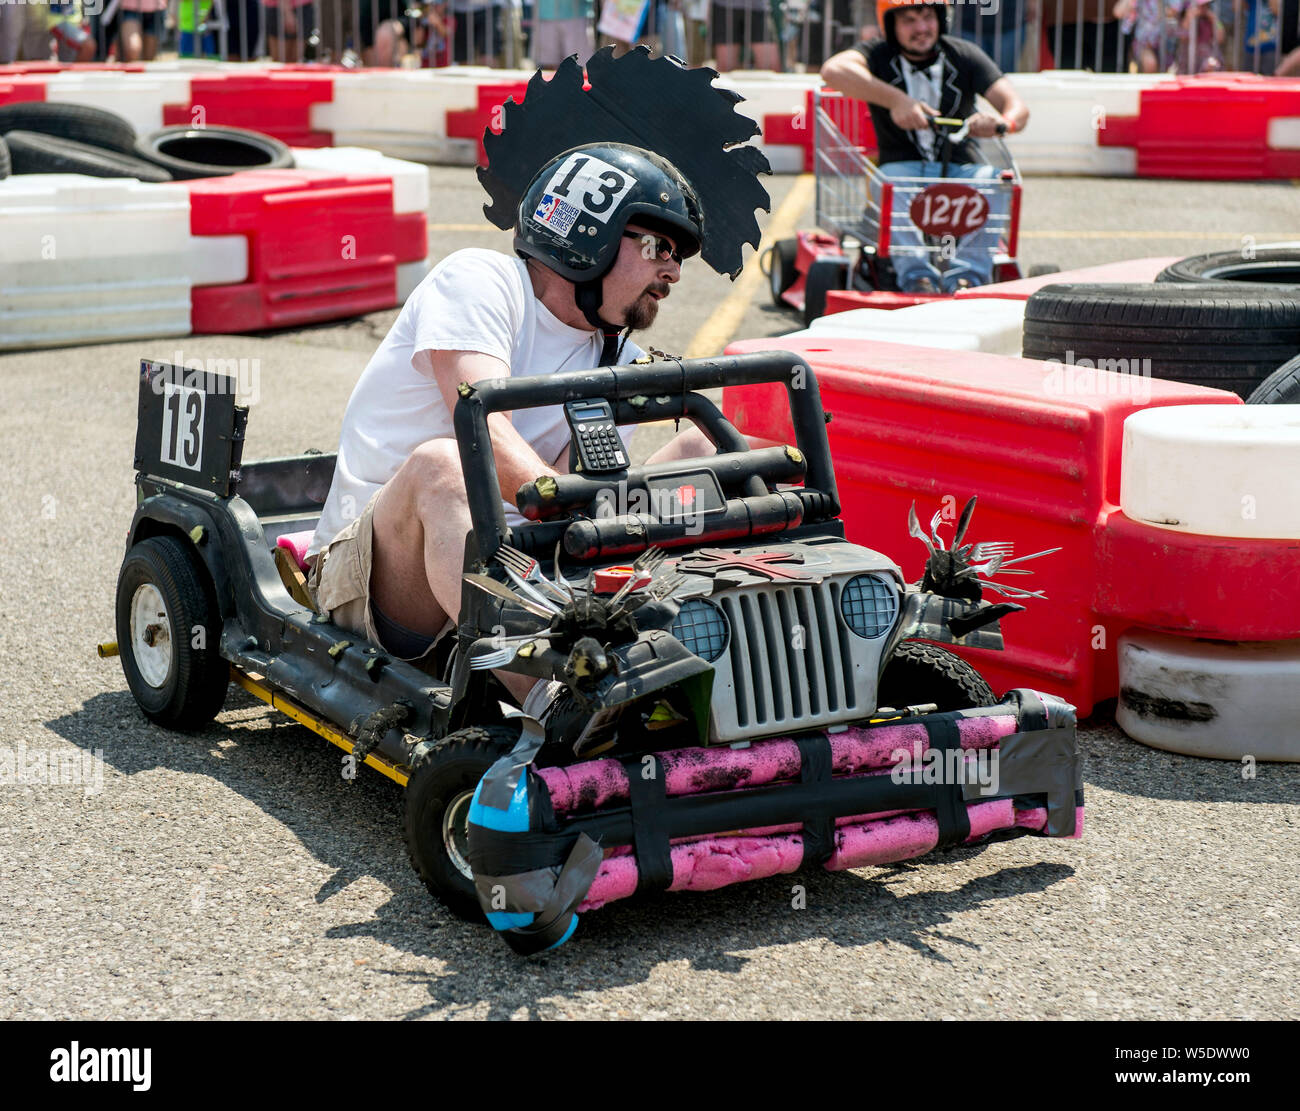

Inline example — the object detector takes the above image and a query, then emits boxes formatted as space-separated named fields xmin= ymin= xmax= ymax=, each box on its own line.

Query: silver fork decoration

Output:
xmin=495 ymin=544 xmax=569 ymax=606
xmin=908 ymin=503 xmax=936 ymax=556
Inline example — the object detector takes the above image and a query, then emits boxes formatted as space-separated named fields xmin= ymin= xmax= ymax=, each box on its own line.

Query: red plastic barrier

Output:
xmin=718 ymin=338 xmax=1281 ymax=716
xmin=444 ymin=82 xmax=529 ymax=166
xmin=185 ymin=169 xmax=405 ymax=332
xmin=0 ymin=75 xmax=48 ymax=107
xmin=162 ymin=73 xmax=335 ymax=147
xmin=1098 ymin=74 xmax=1300 ymax=179
xmin=763 ymin=89 xmax=878 ymax=173
xmin=824 ymin=290 xmax=947 ymax=314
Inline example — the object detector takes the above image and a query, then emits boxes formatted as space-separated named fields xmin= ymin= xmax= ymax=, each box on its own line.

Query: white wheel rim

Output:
xmin=130 ymin=583 xmax=173 ymax=689
xmin=442 ymin=790 xmax=475 ymax=880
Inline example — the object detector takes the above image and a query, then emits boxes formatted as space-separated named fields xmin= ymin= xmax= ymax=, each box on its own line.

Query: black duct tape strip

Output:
xmin=796 ymin=734 xmax=834 ymax=865
xmin=467 ymin=824 xmax=576 ymax=877
xmin=923 ymin=712 xmax=971 ymax=848
xmin=499 ymin=833 xmax=605 ymax=956
xmin=624 ymin=754 xmax=673 ymax=893
xmin=965 ymin=690 xmax=1082 ymax=837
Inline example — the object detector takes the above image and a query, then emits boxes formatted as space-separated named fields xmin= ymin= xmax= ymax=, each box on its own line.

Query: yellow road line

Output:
xmin=1022 ymin=230 xmax=1299 ymax=240
xmin=685 ymin=173 xmax=816 ymax=359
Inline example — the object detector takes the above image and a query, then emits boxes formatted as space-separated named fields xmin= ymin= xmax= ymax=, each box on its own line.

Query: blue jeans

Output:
xmin=876 ymin=161 xmax=1006 ymax=292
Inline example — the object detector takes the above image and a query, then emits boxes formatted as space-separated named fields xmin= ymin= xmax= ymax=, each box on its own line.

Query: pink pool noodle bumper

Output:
xmin=577 ymin=800 xmax=1086 ymax=912
xmin=537 ymin=715 xmax=1020 ymax=816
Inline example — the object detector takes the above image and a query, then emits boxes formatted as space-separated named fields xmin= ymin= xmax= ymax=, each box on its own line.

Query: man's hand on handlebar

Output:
xmin=967 ymin=111 xmax=1010 ymax=139
xmin=890 ymin=98 xmax=939 ymax=131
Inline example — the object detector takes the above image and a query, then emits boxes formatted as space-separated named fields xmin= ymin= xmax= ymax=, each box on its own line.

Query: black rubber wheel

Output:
xmin=1156 ymin=246 xmax=1300 ymax=289
xmin=115 ymin=536 xmax=229 ymax=731
xmin=403 ymin=725 xmax=520 ymax=922
xmin=1022 ymin=282 xmax=1300 ymax=399
xmin=0 ymin=135 xmax=9 ymax=180
xmin=1028 ymin=263 xmax=1060 ymax=278
xmin=1246 ymin=353 xmax=1300 ymax=404
xmin=803 ymin=257 xmax=851 ymax=327
xmin=134 ymin=125 xmax=294 ymax=180
xmin=0 ymin=101 xmax=138 ymax=156
xmin=4 ymin=131 xmax=172 ymax=182
xmin=768 ymin=237 xmax=798 ymax=305
xmin=878 ymin=641 xmax=996 ymax=712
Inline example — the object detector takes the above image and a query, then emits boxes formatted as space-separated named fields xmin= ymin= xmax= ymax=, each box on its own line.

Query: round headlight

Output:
xmin=670 ymin=598 xmax=729 ymax=662
xmin=840 ymin=575 xmax=897 ymax=639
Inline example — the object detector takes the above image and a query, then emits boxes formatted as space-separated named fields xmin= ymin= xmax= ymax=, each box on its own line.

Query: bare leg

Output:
xmin=118 ymin=20 xmax=143 ymax=61
xmin=713 ymin=42 xmax=739 ymax=72
xmin=369 ymin=438 xmax=536 ymax=702
xmin=1278 ymin=46 xmax=1300 ymax=76
xmin=750 ymin=41 xmax=779 ymax=71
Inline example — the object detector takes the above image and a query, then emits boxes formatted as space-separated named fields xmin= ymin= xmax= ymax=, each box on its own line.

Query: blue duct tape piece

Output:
xmin=467 ymin=718 xmax=604 ymax=954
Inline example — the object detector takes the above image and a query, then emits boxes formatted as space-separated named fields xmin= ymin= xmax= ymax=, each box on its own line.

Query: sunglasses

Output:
xmin=622 ymin=230 xmax=682 ymax=265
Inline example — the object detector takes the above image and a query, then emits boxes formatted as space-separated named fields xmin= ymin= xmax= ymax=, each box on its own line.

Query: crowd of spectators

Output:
xmin=1 ymin=0 xmax=1295 ymax=76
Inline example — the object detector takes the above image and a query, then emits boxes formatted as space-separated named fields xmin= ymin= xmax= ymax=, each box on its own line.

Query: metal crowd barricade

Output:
xmin=68 ymin=0 xmax=1299 ymax=74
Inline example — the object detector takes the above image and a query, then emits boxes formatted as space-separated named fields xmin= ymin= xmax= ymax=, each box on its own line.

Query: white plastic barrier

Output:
xmin=397 ymin=257 xmax=432 ymax=302
xmin=789 ymin=296 xmax=1027 ymax=355
xmin=0 ymin=175 xmax=199 ymax=350
xmin=41 ymin=71 xmax=193 ymax=139
xmin=1117 ymin=632 xmax=1300 ymax=761
xmin=289 ymin=146 xmax=429 ymax=214
xmin=312 ymin=69 xmax=482 ymax=163
xmin=1121 ymin=405 xmax=1300 ymax=539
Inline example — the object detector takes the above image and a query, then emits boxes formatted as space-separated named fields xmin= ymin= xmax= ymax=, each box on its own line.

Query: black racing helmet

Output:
xmin=514 ymin=143 xmax=703 ymax=283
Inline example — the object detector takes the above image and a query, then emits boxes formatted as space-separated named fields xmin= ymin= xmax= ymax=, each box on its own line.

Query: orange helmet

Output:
xmin=875 ymin=0 xmax=950 ymax=45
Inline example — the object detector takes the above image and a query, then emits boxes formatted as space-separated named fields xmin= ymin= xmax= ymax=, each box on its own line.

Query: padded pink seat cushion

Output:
xmin=277 ymin=530 xmax=315 ymax=572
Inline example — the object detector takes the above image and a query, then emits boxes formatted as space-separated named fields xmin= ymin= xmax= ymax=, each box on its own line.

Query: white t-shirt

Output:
xmin=308 ymin=248 xmax=644 ymax=558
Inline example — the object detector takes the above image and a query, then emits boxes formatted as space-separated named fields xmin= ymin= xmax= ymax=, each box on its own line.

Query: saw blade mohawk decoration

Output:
xmin=479 ymin=45 xmax=772 ymax=287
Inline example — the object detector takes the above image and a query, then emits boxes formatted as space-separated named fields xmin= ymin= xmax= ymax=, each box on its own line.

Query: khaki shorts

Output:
xmin=307 ymin=491 xmax=454 ymax=666
xmin=307 ymin=492 xmax=385 ymax=648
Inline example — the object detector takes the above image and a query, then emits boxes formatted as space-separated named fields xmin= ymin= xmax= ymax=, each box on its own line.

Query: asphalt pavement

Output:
xmin=1 ymin=165 xmax=1297 ymax=1020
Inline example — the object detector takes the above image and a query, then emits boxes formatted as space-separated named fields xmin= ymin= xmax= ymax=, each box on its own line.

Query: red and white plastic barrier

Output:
xmin=9 ymin=63 xmax=1297 ymax=179
xmin=0 ymin=152 xmax=430 ymax=350
xmin=719 ymin=337 xmax=1300 ymax=717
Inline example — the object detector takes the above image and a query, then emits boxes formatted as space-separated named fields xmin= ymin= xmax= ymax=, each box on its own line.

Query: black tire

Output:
xmin=0 ymin=101 xmax=138 ymax=156
xmin=1028 ymin=263 xmax=1060 ymax=278
xmin=1156 ymin=246 xmax=1300 ymax=290
xmin=4 ymin=131 xmax=173 ymax=183
xmin=0 ymin=135 xmax=9 ymax=181
xmin=403 ymin=725 xmax=519 ymax=922
xmin=115 ymin=536 xmax=229 ymax=731
xmin=803 ymin=257 xmax=851 ymax=327
xmin=878 ymin=641 xmax=996 ymax=712
xmin=134 ymin=125 xmax=294 ymax=180
xmin=1246 ymin=353 xmax=1300 ymax=404
xmin=768 ymin=237 xmax=798 ymax=305
xmin=1022 ymin=282 xmax=1300 ymax=399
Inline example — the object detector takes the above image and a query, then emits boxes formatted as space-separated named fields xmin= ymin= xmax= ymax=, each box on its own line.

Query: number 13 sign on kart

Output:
xmin=532 ymin=152 xmax=636 ymax=239
xmin=909 ymin=182 xmax=989 ymax=239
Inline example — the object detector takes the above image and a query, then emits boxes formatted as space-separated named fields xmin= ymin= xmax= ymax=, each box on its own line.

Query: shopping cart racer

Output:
xmin=821 ymin=0 xmax=1030 ymax=293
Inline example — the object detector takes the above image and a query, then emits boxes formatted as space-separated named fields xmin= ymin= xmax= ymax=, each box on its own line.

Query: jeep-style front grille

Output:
xmin=711 ymin=578 xmax=885 ymax=742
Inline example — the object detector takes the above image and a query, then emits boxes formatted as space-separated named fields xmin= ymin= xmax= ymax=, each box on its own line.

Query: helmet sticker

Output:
xmin=532 ymin=193 xmax=581 ymax=238
xmin=542 ymin=152 xmax=636 ymax=224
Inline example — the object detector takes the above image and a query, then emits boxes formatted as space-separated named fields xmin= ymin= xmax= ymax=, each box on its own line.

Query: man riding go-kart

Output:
xmin=109 ymin=49 xmax=1083 ymax=957
xmin=820 ymin=0 xmax=1030 ymax=293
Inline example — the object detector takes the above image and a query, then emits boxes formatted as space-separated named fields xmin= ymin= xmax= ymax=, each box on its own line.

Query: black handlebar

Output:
xmin=451 ymin=352 xmax=839 ymax=567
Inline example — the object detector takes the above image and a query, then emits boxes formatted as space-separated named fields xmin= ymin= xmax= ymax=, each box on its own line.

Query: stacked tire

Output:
xmin=0 ymin=102 xmax=293 ymax=183
xmin=1021 ymin=247 xmax=1300 ymax=402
